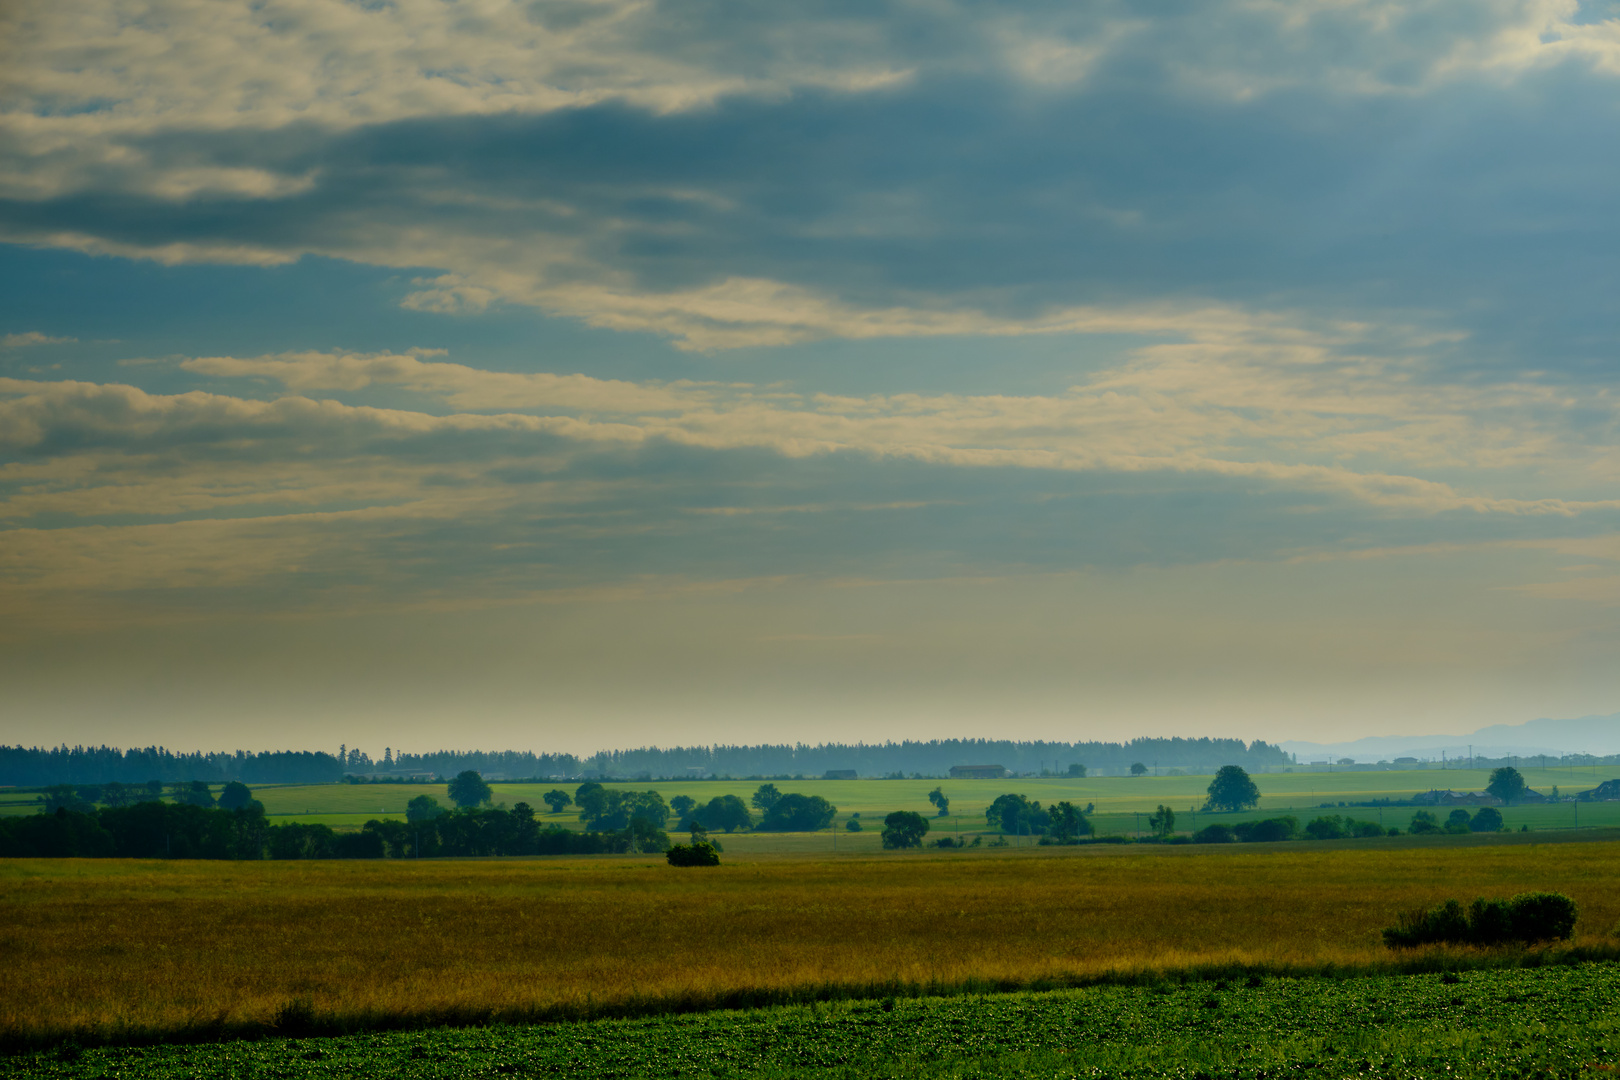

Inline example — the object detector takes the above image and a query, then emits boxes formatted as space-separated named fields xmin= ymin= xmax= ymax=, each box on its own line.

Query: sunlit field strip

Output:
xmin=4 ymin=834 xmax=1620 ymax=1048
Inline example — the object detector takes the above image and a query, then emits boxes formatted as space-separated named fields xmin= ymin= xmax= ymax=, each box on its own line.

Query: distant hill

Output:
xmin=1282 ymin=713 xmax=1620 ymax=763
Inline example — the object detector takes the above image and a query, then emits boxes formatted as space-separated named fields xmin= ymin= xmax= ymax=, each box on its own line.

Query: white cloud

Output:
xmin=1 ymin=331 xmax=76 ymax=348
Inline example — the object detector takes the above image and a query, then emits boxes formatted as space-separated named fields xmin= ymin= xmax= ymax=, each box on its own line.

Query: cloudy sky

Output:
xmin=4 ymin=0 xmax=1620 ymax=754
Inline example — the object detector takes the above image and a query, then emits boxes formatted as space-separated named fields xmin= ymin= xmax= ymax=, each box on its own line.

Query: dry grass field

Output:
xmin=4 ymin=833 xmax=1620 ymax=1048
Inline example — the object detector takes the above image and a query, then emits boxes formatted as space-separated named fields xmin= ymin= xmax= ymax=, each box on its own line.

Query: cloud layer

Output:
xmin=5 ymin=1 xmax=1620 ymax=744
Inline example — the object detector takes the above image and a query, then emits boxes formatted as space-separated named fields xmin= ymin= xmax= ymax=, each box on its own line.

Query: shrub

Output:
xmin=1192 ymin=824 xmax=1234 ymax=843
xmin=1383 ymin=892 xmax=1578 ymax=948
xmin=666 ymin=841 xmax=721 ymax=867
xmin=1445 ymin=809 xmax=1473 ymax=834
xmin=1234 ymin=817 xmax=1297 ymax=842
xmin=1470 ymin=807 xmax=1505 ymax=832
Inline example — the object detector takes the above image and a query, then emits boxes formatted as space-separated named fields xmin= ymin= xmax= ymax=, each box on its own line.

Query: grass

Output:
xmin=5 ymin=833 xmax=1620 ymax=1050
xmin=16 ymin=954 xmax=1620 ymax=1077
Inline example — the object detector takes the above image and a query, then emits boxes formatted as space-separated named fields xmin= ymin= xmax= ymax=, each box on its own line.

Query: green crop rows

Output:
xmin=20 ymin=961 xmax=1620 ymax=1079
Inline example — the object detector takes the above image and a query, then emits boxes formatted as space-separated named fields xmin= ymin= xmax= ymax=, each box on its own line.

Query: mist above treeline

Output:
xmin=1 ymin=737 xmax=1293 ymax=787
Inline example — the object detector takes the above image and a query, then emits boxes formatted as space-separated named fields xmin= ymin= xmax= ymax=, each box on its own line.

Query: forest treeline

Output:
xmin=1 ymin=737 xmax=1291 ymax=787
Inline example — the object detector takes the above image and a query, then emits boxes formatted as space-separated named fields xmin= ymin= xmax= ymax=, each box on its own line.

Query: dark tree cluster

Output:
xmin=1383 ymin=893 xmax=1578 ymax=948
xmin=0 ymin=784 xmax=669 ymax=860
xmin=982 ymin=794 xmax=1092 ymax=841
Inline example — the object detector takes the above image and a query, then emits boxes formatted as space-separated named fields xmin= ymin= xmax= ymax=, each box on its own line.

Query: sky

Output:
xmin=4 ymin=0 xmax=1620 ymax=755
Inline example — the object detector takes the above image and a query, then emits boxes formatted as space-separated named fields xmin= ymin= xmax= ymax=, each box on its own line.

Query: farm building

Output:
xmin=949 ymin=764 xmax=1007 ymax=779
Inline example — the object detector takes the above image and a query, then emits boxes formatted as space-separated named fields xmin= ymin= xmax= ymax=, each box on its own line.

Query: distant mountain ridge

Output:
xmin=1282 ymin=713 xmax=1620 ymax=763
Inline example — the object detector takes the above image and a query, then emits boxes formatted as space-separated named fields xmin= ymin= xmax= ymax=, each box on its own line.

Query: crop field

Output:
xmin=17 ymin=962 xmax=1620 ymax=1079
xmin=5 ymin=835 xmax=1620 ymax=1051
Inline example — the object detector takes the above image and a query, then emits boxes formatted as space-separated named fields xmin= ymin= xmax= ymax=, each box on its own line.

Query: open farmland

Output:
xmin=19 ymin=963 xmax=1620 ymax=1079
xmin=4 ymin=834 xmax=1620 ymax=1050
xmin=97 ymin=764 xmax=1620 ymax=842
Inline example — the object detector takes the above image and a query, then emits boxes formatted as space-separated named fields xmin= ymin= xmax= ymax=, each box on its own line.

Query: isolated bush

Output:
xmin=666 ymin=841 xmax=720 ymax=866
xmin=1470 ymin=807 xmax=1505 ymax=832
xmin=1383 ymin=892 xmax=1578 ymax=948
xmin=928 ymin=787 xmax=950 ymax=817
xmin=1192 ymin=824 xmax=1235 ymax=843
xmin=845 ymin=817 xmax=862 ymax=831
xmin=542 ymin=789 xmax=573 ymax=814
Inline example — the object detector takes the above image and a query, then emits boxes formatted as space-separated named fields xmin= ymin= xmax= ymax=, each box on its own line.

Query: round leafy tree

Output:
xmin=881 ymin=810 xmax=929 ymax=849
xmin=447 ymin=770 xmax=493 ymax=809
xmin=217 ymin=781 xmax=254 ymax=811
xmin=406 ymin=794 xmax=443 ymax=823
xmin=1204 ymin=766 xmax=1260 ymax=812
xmin=1486 ymin=766 xmax=1527 ymax=805
xmin=757 ymin=793 xmax=836 ymax=831
xmin=695 ymin=794 xmax=754 ymax=833
xmin=1470 ymin=806 xmax=1505 ymax=832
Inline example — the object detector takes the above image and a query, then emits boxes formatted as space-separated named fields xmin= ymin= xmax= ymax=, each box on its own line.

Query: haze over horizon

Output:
xmin=5 ymin=0 xmax=1620 ymax=753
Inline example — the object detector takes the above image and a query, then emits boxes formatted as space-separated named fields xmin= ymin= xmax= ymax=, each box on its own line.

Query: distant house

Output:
xmin=1577 ymin=779 xmax=1620 ymax=801
xmin=823 ymin=770 xmax=857 ymax=780
xmin=949 ymin=764 xmax=1007 ymax=779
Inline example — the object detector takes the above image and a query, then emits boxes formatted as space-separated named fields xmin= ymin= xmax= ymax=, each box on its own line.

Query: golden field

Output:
xmin=4 ymin=834 xmax=1620 ymax=1047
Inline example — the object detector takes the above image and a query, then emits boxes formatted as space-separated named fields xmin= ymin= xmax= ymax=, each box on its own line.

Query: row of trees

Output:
xmin=507 ymin=780 xmax=840 ymax=834
xmin=0 ymin=796 xmax=672 ymax=860
xmin=0 ymin=746 xmax=352 ymax=787
xmin=579 ymin=736 xmax=1291 ymax=777
xmin=1 ymin=737 xmax=1293 ymax=787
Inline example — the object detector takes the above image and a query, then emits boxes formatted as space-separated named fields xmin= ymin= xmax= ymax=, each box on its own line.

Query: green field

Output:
xmin=17 ymin=963 xmax=1620 ymax=1079
xmin=6 ymin=766 xmax=1618 ymax=847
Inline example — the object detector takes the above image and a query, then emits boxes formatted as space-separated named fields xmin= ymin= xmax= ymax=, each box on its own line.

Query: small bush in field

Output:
xmin=666 ymin=841 xmax=721 ymax=866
